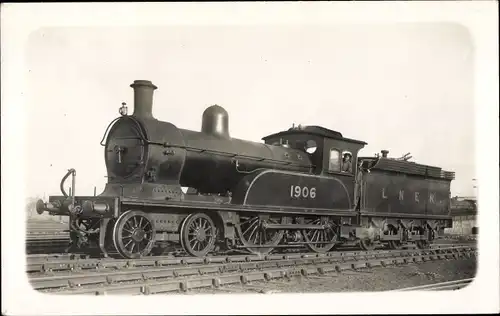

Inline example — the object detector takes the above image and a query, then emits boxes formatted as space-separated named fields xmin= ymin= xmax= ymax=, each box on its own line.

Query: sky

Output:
xmin=24 ymin=23 xmax=475 ymax=198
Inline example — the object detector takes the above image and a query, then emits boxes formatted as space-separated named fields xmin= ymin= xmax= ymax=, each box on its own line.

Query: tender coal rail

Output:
xmin=28 ymin=246 xmax=476 ymax=295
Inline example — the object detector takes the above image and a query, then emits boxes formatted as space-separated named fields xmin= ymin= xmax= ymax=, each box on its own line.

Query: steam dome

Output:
xmin=201 ymin=104 xmax=230 ymax=138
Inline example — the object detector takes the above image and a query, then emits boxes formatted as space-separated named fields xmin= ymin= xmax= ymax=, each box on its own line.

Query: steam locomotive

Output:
xmin=36 ymin=80 xmax=455 ymax=259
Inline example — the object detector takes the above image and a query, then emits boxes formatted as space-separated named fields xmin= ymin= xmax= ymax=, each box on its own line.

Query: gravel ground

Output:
xmin=187 ymin=258 xmax=477 ymax=294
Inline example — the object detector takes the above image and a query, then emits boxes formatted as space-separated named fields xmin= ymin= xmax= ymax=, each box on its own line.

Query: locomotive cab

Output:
xmin=262 ymin=125 xmax=367 ymax=177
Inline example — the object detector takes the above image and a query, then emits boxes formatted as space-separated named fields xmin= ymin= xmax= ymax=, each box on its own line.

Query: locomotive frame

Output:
xmin=36 ymin=80 xmax=455 ymax=259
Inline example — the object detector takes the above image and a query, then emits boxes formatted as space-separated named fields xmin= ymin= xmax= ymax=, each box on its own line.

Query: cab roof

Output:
xmin=262 ymin=125 xmax=367 ymax=145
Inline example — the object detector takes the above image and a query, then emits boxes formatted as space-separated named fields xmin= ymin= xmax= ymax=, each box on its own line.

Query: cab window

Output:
xmin=328 ymin=149 xmax=341 ymax=172
xmin=341 ymin=150 xmax=353 ymax=173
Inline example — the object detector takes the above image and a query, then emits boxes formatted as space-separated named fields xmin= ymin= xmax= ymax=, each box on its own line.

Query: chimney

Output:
xmin=130 ymin=80 xmax=158 ymax=119
xmin=381 ymin=150 xmax=389 ymax=158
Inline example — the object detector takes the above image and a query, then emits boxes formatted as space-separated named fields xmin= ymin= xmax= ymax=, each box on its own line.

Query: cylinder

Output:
xmin=82 ymin=200 xmax=109 ymax=214
xmin=131 ymin=80 xmax=158 ymax=119
xmin=201 ymin=105 xmax=230 ymax=138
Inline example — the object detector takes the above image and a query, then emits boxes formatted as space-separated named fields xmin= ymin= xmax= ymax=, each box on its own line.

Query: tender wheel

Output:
xmin=388 ymin=226 xmax=403 ymax=250
xmin=112 ymin=210 xmax=156 ymax=259
xmin=180 ymin=213 xmax=217 ymax=257
xmin=416 ymin=240 xmax=430 ymax=249
xmin=389 ymin=240 xmax=403 ymax=250
xmin=415 ymin=226 xmax=433 ymax=249
xmin=302 ymin=217 xmax=337 ymax=253
xmin=236 ymin=214 xmax=284 ymax=255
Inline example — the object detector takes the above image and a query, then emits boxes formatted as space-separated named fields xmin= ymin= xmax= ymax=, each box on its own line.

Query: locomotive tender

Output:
xmin=36 ymin=80 xmax=455 ymax=258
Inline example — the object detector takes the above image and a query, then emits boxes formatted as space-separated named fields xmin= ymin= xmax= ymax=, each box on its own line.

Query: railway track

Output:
xmin=394 ymin=278 xmax=474 ymax=291
xmin=26 ymin=233 xmax=70 ymax=254
xmin=25 ymin=219 xmax=70 ymax=254
xmin=27 ymin=245 xmax=476 ymax=295
xmin=25 ymin=242 xmax=474 ymax=264
xmin=26 ymin=245 xmax=468 ymax=273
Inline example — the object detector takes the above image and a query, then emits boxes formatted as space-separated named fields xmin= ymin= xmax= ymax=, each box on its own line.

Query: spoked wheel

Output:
xmin=416 ymin=240 xmax=430 ymax=249
xmin=388 ymin=227 xmax=403 ymax=250
xmin=112 ymin=210 xmax=156 ymax=259
xmin=389 ymin=240 xmax=403 ymax=250
xmin=180 ymin=213 xmax=217 ymax=257
xmin=302 ymin=217 xmax=338 ymax=253
xmin=236 ymin=214 xmax=284 ymax=255
xmin=359 ymin=238 xmax=376 ymax=251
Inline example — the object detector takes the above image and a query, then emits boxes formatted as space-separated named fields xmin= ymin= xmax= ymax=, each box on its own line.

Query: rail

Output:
xmin=393 ymin=278 xmax=474 ymax=291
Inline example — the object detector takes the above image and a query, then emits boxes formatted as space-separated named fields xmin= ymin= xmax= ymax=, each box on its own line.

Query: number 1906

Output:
xmin=290 ymin=185 xmax=316 ymax=199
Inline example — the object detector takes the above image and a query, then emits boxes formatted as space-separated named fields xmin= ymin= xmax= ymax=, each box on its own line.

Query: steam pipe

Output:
xmin=71 ymin=170 xmax=76 ymax=208
xmin=60 ymin=168 xmax=76 ymax=198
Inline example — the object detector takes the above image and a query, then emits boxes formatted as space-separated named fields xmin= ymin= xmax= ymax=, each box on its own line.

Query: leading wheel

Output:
xmin=180 ymin=213 xmax=217 ymax=257
xmin=112 ymin=210 xmax=156 ymax=259
xmin=302 ymin=217 xmax=337 ymax=253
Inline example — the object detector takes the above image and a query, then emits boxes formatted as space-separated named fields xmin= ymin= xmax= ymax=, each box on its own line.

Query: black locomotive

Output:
xmin=36 ymin=80 xmax=455 ymax=258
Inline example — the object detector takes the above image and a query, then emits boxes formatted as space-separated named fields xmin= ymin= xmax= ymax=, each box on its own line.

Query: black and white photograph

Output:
xmin=2 ymin=2 xmax=498 ymax=315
